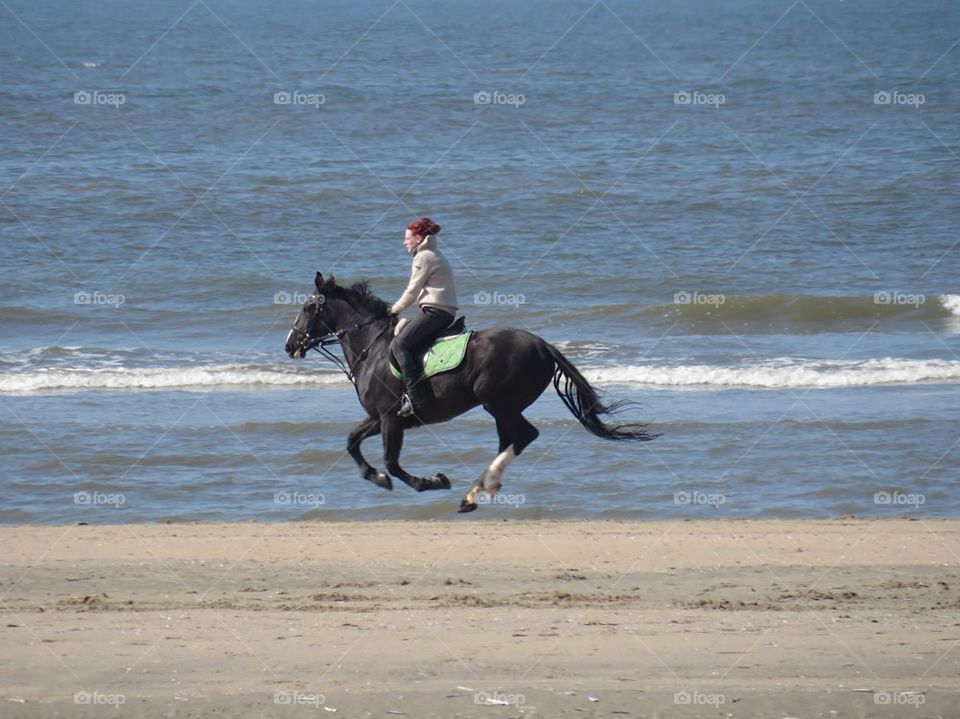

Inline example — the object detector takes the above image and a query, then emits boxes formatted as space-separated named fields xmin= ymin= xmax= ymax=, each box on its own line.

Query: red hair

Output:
xmin=407 ymin=217 xmax=442 ymax=239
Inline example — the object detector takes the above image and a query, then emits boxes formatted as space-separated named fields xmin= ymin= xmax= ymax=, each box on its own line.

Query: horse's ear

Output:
xmin=315 ymin=272 xmax=324 ymax=292
xmin=327 ymin=274 xmax=335 ymax=286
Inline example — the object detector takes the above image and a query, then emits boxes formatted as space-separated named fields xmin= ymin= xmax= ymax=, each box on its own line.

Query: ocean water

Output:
xmin=1 ymin=0 xmax=958 ymax=524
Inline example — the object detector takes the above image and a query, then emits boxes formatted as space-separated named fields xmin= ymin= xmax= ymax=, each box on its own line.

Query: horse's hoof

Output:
xmin=369 ymin=472 xmax=392 ymax=490
xmin=458 ymin=500 xmax=478 ymax=513
xmin=433 ymin=473 xmax=451 ymax=490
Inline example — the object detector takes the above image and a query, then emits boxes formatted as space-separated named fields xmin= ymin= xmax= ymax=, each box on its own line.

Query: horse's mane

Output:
xmin=325 ymin=279 xmax=390 ymax=319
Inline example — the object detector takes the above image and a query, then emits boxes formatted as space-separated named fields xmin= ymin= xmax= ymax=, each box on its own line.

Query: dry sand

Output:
xmin=1 ymin=519 xmax=958 ymax=718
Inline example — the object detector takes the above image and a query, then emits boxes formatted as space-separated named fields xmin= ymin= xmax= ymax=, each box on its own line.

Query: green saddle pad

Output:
xmin=390 ymin=331 xmax=471 ymax=380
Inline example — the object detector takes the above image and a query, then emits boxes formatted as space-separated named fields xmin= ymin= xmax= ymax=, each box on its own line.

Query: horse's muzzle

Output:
xmin=285 ymin=329 xmax=307 ymax=360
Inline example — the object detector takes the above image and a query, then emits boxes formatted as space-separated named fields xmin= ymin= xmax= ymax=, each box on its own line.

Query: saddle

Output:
xmin=436 ymin=315 xmax=467 ymax=339
xmin=389 ymin=316 xmax=470 ymax=380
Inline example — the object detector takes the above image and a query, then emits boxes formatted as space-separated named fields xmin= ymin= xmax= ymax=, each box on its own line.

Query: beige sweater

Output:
xmin=390 ymin=235 xmax=459 ymax=315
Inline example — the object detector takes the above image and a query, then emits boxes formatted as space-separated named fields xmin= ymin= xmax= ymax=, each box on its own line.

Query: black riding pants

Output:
xmin=392 ymin=306 xmax=454 ymax=382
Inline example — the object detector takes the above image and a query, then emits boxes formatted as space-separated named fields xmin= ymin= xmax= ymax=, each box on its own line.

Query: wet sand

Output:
xmin=1 ymin=519 xmax=959 ymax=717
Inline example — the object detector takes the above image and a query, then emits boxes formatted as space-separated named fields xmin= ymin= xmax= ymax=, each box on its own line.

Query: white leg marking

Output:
xmin=484 ymin=446 xmax=516 ymax=493
xmin=490 ymin=446 xmax=516 ymax=474
xmin=465 ymin=484 xmax=481 ymax=505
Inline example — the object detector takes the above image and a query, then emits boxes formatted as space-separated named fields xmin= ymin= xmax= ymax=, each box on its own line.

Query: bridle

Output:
xmin=288 ymin=296 xmax=334 ymax=351
xmin=289 ymin=294 xmax=392 ymax=385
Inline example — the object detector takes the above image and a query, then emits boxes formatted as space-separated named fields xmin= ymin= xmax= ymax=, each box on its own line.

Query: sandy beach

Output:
xmin=1 ymin=519 xmax=958 ymax=718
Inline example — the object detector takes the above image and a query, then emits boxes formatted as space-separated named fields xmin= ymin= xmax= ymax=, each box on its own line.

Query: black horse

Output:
xmin=285 ymin=273 xmax=656 ymax=512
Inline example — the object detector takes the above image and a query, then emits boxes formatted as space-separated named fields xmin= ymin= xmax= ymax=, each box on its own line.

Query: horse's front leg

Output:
xmin=348 ymin=415 xmax=392 ymax=490
xmin=380 ymin=415 xmax=451 ymax=492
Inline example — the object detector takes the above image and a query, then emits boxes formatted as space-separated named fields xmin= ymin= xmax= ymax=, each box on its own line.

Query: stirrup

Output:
xmin=398 ymin=393 xmax=416 ymax=417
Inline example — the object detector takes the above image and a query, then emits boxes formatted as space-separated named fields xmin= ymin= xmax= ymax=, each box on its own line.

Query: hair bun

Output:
xmin=408 ymin=217 xmax=442 ymax=238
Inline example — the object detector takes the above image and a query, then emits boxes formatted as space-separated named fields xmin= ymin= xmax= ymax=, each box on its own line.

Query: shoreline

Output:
xmin=2 ymin=519 xmax=958 ymax=717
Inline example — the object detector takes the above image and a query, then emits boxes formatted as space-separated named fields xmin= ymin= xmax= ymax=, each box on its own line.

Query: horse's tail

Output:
xmin=546 ymin=343 xmax=659 ymax=442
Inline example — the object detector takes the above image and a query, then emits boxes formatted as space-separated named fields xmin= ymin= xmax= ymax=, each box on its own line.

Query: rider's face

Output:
xmin=403 ymin=230 xmax=422 ymax=254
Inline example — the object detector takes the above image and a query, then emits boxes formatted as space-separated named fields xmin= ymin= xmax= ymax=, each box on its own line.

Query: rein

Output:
xmin=296 ymin=316 xmax=391 ymax=386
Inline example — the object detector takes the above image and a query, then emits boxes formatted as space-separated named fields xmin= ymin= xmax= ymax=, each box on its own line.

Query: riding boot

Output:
xmin=398 ymin=377 xmax=426 ymax=417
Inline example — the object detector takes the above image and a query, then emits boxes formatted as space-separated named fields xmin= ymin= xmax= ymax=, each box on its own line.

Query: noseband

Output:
xmin=288 ymin=298 xmax=334 ymax=352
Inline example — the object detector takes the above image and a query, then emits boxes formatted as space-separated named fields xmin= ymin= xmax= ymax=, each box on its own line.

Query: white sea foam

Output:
xmin=584 ymin=357 xmax=960 ymax=389
xmin=941 ymin=294 xmax=960 ymax=316
xmin=3 ymin=357 xmax=959 ymax=394
xmin=0 ymin=365 xmax=346 ymax=393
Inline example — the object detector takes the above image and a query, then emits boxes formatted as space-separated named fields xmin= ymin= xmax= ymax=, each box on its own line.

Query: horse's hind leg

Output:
xmin=348 ymin=415 xmax=391 ymax=490
xmin=459 ymin=409 xmax=539 ymax=513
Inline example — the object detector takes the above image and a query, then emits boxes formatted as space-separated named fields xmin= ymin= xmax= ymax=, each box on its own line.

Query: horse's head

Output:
xmin=285 ymin=272 xmax=339 ymax=359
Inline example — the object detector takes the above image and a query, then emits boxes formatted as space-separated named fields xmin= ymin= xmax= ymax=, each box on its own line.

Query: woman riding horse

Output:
xmin=390 ymin=217 xmax=458 ymax=417
xmin=285 ymin=273 xmax=657 ymax=512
